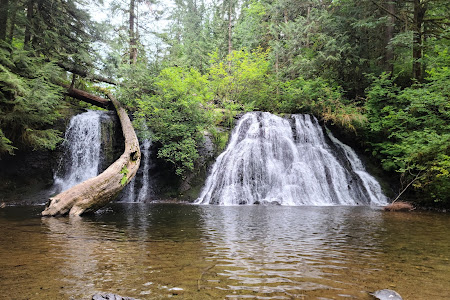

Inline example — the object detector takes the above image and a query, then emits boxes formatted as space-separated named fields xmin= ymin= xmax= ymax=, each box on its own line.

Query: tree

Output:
xmin=134 ymin=67 xmax=214 ymax=176
xmin=0 ymin=0 xmax=8 ymax=41
xmin=129 ymin=0 xmax=138 ymax=64
xmin=0 ymin=0 xmax=101 ymax=155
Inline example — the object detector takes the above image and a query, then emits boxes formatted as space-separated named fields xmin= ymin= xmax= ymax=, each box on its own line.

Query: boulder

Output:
xmin=92 ymin=293 xmax=137 ymax=300
xmin=370 ymin=289 xmax=403 ymax=300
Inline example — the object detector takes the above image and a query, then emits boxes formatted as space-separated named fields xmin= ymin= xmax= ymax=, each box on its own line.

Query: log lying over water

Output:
xmin=42 ymin=93 xmax=141 ymax=217
xmin=62 ymin=83 xmax=113 ymax=110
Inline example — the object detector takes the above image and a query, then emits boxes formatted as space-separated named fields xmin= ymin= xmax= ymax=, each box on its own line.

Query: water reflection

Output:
xmin=196 ymin=206 xmax=387 ymax=299
xmin=0 ymin=204 xmax=449 ymax=299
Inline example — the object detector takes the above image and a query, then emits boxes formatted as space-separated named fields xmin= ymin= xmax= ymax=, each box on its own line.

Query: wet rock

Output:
xmin=92 ymin=293 xmax=137 ymax=300
xmin=370 ymin=289 xmax=403 ymax=300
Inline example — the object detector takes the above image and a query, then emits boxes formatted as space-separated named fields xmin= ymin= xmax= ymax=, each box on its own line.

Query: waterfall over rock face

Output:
xmin=125 ymin=138 xmax=153 ymax=202
xmin=196 ymin=112 xmax=387 ymax=206
xmin=137 ymin=139 xmax=152 ymax=202
xmin=53 ymin=111 xmax=104 ymax=192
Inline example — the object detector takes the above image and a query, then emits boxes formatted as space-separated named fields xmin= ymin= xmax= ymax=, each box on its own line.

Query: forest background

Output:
xmin=0 ymin=0 xmax=449 ymax=206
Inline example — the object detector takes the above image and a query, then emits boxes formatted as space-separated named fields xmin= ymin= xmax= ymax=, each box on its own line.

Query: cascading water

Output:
xmin=196 ymin=112 xmax=387 ymax=206
xmin=137 ymin=139 xmax=152 ymax=202
xmin=327 ymin=130 xmax=387 ymax=205
xmin=53 ymin=110 xmax=104 ymax=192
xmin=124 ymin=138 xmax=153 ymax=202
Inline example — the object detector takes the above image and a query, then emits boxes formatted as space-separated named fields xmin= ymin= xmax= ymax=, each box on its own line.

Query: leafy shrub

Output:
xmin=364 ymin=51 xmax=450 ymax=203
xmin=208 ymin=48 xmax=274 ymax=111
xmin=134 ymin=67 xmax=214 ymax=177
xmin=279 ymin=77 xmax=365 ymax=131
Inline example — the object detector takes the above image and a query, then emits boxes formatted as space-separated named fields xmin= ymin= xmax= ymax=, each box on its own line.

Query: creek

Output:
xmin=0 ymin=204 xmax=449 ymax=299
xmin=1 ymin=112 xmax=448 ymax=299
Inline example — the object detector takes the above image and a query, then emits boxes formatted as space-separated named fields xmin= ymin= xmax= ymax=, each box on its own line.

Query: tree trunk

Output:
xmin=0 ymin=0 xmax=8 ymax=41
xmin=129 ymin=0 xmax=137 ymax=64
xmin=61 ymin=84 xmax=114 ymax=109
xmin=413 ymin=0 xmax=426 ymax=81
xmin=385 ymin=0 xmax=395 ymax=73
xmin=227 ymin=0 xmax=232 ymax=70
xmin=24 ymin=0 xmax=34 ymax=47
xmin=42 ymin=93 xmax=141 ymax=217
xmin=7 ymin=0 xmax=17 ymax=42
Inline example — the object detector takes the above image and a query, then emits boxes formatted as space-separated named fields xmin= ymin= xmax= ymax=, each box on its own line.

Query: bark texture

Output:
xmin=42 ymin=94 xmax=141 ymax=217
xmin=62 ymin=83 xmax=113 ymax=109
xmin=0 ymin=0 xmax=8 ymax=41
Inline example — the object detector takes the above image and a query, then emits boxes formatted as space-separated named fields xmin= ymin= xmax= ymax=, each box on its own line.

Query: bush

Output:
xmin=364 ymin=54 xmax=450 ymax=204
xmin=134 ymin=67 xmax=215 ymax=177
xmin=279 ymin=77 xmax=365 ymax=131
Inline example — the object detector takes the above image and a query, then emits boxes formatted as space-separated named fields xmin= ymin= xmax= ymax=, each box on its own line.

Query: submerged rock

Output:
xmin=370 ymin=289 xmax=403 ymax=300
xmin=92 ymin=293 xmax=137 ymax=300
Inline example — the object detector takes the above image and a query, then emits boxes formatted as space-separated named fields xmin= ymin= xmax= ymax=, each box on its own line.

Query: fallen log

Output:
xmin=62 ymin=83 xmax=113 ymax=110
xmin=42 ymin=93 xmax=140 ymax=216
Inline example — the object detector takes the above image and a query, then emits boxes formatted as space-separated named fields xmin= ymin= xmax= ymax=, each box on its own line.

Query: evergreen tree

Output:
xmin=0 ymin=0 xmax=99 ymax=155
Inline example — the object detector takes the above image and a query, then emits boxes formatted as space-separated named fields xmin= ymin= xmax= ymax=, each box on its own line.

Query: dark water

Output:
xmin=0 ymin=204 xmax=449 ymax=300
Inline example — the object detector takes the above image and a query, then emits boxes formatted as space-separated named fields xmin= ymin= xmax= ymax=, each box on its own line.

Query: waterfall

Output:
xmin=196 ymin=112 xmax=387 ymax=206
xmin=124 ymin=138 xmax=152 ymax=202
xmin=53 ymin=110 xmax=104 ymax=192
xmin=137 ymin=139 xmax=152 ymax=202
xmin=326 ymin=130 xmax=387 ymax=205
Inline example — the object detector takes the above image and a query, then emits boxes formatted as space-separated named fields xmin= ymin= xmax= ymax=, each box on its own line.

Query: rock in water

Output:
xmin=92 ymin=293 xmax=137 ymax=300
xmin=371 ymin=289 xmax=403 ymax=300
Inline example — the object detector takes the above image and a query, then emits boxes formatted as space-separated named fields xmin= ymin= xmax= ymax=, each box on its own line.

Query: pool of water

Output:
xmin=0 ymin=203 xmax=449 ymax=299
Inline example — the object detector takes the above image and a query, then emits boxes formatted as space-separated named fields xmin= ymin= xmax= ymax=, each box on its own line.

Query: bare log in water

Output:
xmin=42 ymin=93 xmax=141 ymax=217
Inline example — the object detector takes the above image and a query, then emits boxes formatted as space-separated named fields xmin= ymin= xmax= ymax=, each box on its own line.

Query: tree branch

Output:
xmin=56 ymin=61 xmax=117 ymax=85
xmin=369 ymin=0 xmax=411 ymax=23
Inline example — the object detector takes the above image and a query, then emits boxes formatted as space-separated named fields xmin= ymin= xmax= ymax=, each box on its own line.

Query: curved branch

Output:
xmin=42 ymin=91 xmax=140 ymax=217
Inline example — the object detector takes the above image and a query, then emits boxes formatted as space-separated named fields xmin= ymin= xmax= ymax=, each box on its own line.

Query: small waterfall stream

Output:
xmin=196 ymin=112 xmax=387 ymax=206
xmin=137 ymin=139 xmax=152 ymax=202
xmin=125 ymin=138 xmax=153 ymax=202
xmin=53 ymin=110 xmax=104 ymax=192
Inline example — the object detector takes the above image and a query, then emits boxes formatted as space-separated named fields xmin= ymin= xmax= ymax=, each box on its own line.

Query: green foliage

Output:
xmin=134 ymin=67 xmax=215 ymax=177
xmin=234 ymin=1 xmax=267 ymax=50
xmin=208 ymin=48 xmax=274 ymax=111
xmin=279 ymin=77 xmax=365 ymax=131
xmin=116 ymin=62 xmax=156 ymax=109
xmin=0 ymin=43 xmax=64 ymax=155
xmin=209 ymin=127 xmax=229 ymax=152
xmin=364 ymin=49 xmax=450 ymax=203
xmin=120 ymin=166 xmax=129 ymax=186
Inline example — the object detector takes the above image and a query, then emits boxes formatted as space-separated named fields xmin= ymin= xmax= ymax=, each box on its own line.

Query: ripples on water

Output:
xmin=0 ymin=204 xmax=449 ymax=299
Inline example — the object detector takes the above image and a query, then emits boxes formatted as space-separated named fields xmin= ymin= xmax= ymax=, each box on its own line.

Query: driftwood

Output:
xmin=42 ymin=93 xmax=140 ymax=217
xmin=383 ymin=201 xmax=415 ymax=212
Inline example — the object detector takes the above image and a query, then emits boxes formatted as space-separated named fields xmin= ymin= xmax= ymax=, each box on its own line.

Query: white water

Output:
xmin=125 ymin=138 xmax=152 ymax=202
xmin=137 ymin=138 xmax=152 ymax=202
xmin=327 ymin=130 xmax=387 ymax=205
xmin=53 ymin=110 xmax=103 ymax=192
xmin=196 ymin=112 xmax=387 ymax=206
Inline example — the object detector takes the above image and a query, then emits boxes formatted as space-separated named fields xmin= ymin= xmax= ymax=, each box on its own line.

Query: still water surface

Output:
xmin=0 ymin=203 xmax=449 ymax=299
